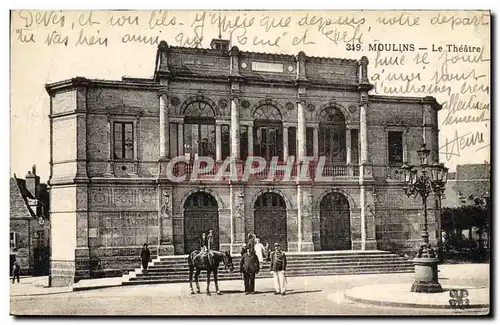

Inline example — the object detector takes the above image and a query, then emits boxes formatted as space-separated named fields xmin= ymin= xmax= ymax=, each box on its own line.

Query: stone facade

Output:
xmin=46 ymin=39 xmax=442 ymax=286
xmin=10 ymin=167 xmax=51 ymax=276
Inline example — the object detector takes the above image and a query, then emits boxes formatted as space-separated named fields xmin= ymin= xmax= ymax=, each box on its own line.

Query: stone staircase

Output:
xmin=122 ymin=250 xmax=414 ymax=286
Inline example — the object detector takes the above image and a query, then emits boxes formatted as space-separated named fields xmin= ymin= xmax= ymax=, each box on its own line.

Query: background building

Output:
xmin=46 ymin=39 xmax=442 ymax=286
xmin=442 ymin=163 xmax=490 ymax=208
xmin=10 ymin=166 xmax=51 ymax=276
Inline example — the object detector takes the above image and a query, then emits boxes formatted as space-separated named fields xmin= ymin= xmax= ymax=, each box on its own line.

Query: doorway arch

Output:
xmin=254 ymin=192 xmax=287 ymax=250
xmin=320 ymin=192 xmax=351 ymax=250
xmin=183 ymin=191 xmax=219 ymax=253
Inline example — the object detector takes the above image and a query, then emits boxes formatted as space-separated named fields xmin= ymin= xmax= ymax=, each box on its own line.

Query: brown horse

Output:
xmin=188 ymin=250 xmax=234 ymax=295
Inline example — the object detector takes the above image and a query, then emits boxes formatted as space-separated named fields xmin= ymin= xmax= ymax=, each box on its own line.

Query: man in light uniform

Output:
xmin=270 ymin=242 xmax=287 ymax=295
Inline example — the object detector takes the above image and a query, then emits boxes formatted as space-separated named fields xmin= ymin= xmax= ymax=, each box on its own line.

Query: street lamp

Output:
xmin=401 ymin=143 xmax=448 ymax=293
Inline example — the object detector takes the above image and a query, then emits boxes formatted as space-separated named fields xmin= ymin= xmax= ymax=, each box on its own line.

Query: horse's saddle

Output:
xmin=193 ymin=251 xmax=213 ymax=268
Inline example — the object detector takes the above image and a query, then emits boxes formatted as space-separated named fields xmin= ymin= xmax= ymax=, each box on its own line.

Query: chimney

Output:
xmin=25 ymin=165 xmax=40 ymax=198
xmin=210 ymin=38 xmax=230 ymax=52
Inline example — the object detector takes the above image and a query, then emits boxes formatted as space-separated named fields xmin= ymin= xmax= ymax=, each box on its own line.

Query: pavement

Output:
xmin=9 ymin=263 xmax=490 ymax=315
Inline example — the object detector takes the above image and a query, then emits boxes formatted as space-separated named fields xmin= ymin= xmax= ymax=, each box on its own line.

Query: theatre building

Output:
xmin=46 ymin=39 xmax=442 ymax=286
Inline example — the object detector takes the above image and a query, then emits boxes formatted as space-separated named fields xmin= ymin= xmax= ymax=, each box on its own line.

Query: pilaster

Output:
xmin=230 ymin=186 xmax=245 ymax=254
xmin=158 ymin=185 xmax=174 ymax=255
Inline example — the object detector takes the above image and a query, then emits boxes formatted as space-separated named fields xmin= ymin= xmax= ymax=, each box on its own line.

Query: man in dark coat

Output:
xmin=140 ymin=243 xmax=151 ymax=274
xmin=239 ymin=245 xmax=260 ymax=294
xmin=12 ymin=261 xmax=21 ymax=284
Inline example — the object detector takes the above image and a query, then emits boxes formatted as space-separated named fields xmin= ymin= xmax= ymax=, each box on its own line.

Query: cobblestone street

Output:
xmin=10 ymin=264 xmax=490 ymax=316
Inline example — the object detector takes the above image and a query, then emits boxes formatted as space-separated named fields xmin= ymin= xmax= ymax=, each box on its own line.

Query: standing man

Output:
xmin=200 ymin=232 xmax=208 ymax=252
xmin=207 ymin=230 xmax=214 ymax=250
xmin=247 ymin=231 xmax=256 ymax=252
xmin=11 ymin=261 xmax=21 ymax=284
xmin=207 ymin=230 xmax=215 ymax=265
xmin=140 ymin=243 xmax=151 ymax=274
xmin=270 ymin=243 xmax=287 ymax=295
xmin=239 ymin=245 xmax=260 ymax=294
xmin=254 ymin=238 xmax=266 ymax=264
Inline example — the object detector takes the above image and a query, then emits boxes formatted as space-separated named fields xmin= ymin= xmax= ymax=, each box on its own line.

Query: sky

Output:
xmin=10 ymin=10 xmax=490 ymax=181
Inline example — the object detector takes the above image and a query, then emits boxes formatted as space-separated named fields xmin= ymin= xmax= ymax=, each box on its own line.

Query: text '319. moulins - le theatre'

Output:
xmin=46 ymin=38 xmax=442 ymax=286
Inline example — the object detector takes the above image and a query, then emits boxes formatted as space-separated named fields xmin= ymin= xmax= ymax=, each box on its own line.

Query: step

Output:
xmin=151 ymin=257 xmax=411 ymax=265
xmin=122 ymin=250 xmax=413 ymax=286
xmin=134 ymin=265 xmax=414 ymax=278
xmin=123 ymin=269 xmax=414 ymax=285
xmin=146 ymin=262 xmax=413 ymax=272
xmin=157 ymin=253 xmax=403 ymax=261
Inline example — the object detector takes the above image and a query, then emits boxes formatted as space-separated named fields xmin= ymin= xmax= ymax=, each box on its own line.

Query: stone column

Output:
xmin=103 ymin=114 xmax=114 ymax=177
xmin=297 ymin=100 xmax=306 ymax=160
xmin=359 ymin=104 xmax=369 ymax=165
xmin=230 ymin=96 xmax=240 ymax=160
xmin=283 ymin=125 xmax=289 ymax=160
xmin=346 ymin=128 xmax=352 ymax=176
xmin=178 ymin=123 xmax=184 ymax=155
xmin=248 ymin=125 xmax=254 ymax=156
xmin=346 ymin=128 xmax=352 ymax=164
xmin=159 ymin=92 xmax=170 ymax=159
xmin=313 ymin=125 xmax=319 ymax=159
xmin=359 ymin=186 xmax=367 ymax=250
xmin=215 ymin=123 xmax=222 ymax=161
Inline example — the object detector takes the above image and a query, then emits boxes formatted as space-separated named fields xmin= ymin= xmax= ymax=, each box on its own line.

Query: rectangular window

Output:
xmin=35 ymin=230 xmax=44 ymax=247
xmin=306 ymin=127 xmax=314 ymax=157
xmin=169 ymin=123 xmax=178 ymax=157
xmin=288 ymin=127 xmax=296 ymax=158
xmin=388 ymin=131 xmax=404 ymax=165
xmin=10 ymin=232 xmax=16 ymax=249
xmin=239 ymin=125 xmax=247 ymax=160
xmin=222 ymin=125 xmax=230 ymax=160
xmin=113 ymin=122 xmax=134 ymax=160
xmin=351 ymin=129 xmax=359 ymax=164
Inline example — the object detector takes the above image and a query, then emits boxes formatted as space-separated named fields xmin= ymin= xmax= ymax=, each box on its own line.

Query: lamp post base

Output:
xmin=411 ymin=257 xmax=443 ymax=293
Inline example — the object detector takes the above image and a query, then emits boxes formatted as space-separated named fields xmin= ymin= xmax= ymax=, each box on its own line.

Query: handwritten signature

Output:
xmin=440 ymin=129 xmax=488 ymax=161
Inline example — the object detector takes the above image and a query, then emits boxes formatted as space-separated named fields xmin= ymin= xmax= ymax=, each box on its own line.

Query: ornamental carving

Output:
xmin=90 ymin=188 xmax=111 ymax=207
xmin=219 ymin=99 xmax=228 ymax=109
xmin=307 ymin=104 xmax=316 ymax=112
xmin=114 ymin=188 xmax=134 ymax=207
xmin=348 ymin=105 xmax=358 ymax=113
xmin=161 ymin=188 xmax=172 ymax=218
xmin=170 ymin=96 xmax=180 ymax=106
xmin=140 ymin=188 xmax=156 ymax=204
xmin=241 ymin=100 xmax=250 ymax=109
xmin=286 ymin=102 xmax=294 ymax=111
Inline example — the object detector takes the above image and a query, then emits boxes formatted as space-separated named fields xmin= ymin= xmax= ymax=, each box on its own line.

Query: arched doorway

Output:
xmin=184 ymin=192 xmax=219 ymax=253
xmin=254 ymin=192 xmax=287 ymax=250
xmin=320 ymin=192 xmax=351 ymax=250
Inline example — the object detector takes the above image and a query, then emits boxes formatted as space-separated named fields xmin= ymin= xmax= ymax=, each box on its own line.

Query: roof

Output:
xmin=10 ymin=176 xmax=35 ymax=219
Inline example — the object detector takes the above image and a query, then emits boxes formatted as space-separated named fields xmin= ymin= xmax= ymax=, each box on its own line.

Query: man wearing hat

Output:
xmin=239 ymin=243 xmax=260 ymax=294
xmin=270 ymin=242 xmax=287 ymax=295
xmin=140 ymin=243 xmax=151 ymax=274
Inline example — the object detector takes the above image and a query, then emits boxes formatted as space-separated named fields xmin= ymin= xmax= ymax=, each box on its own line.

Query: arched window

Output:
xmin=253 ymin=105 xmax=283 ymax=161
xmin=183 ymin=101 xmax=216 ymax=158
xmin=318 ymin=107 xmax=346 ymax=163
xmin=184 ymin=101 xmax=215 ymax=118
xmin=253 ymin=105 xmax=282 ymax=120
